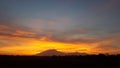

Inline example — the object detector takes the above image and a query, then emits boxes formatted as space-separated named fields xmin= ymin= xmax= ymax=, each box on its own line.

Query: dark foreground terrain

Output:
xmin=0 ymin=54 xmax=120 ymax=68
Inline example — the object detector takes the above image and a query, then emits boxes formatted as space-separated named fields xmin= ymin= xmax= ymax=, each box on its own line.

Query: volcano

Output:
xmin=36 ymin=49 xmax=87 ymax=56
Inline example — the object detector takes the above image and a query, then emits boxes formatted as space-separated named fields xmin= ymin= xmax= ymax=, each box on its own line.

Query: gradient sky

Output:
xmin=0 ymin=0 xmax=120 ymax=55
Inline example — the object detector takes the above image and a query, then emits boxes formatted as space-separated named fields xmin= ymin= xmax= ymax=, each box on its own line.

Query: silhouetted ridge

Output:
xmin=36 ymin=49 xmax=66 ymax=56
xmin=36 ymin=49 xmax=87 ymax=56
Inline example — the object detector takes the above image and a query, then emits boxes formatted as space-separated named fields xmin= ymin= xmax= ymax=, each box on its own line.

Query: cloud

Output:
xmin=0 ymin=23 xmax=119 ymax=55
xmin=0 ymin=0 xmax=120 ymax=55
xmin=90 ymin=36 xmax=120 ymax=54
xmin=13 ymin=30 xmax=36 ymax=37
xmin=0 ymin=21 xmax=119 ymax=46
xmin=0 ymin=23 xmax=37 ymax=38
xmin=92 ymin=45 xmax=120 ymax=54
xmin=9 ymin=16 xmax=119 ymax=46
xmin=92 ymin=0 xmax=119 ymax=14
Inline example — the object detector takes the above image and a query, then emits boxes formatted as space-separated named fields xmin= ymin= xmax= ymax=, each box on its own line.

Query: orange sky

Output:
xmin=0 ymin=0 xmax=120 ymax=55
xmin=0 ymin=33 xmax=120 ymax=55
xmin=0 ymin=35 xmax=91 ymax=55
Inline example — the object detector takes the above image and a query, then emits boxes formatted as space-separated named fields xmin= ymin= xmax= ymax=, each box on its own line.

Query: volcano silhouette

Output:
xmin=36 ymin=49 xmax=87 ymax=56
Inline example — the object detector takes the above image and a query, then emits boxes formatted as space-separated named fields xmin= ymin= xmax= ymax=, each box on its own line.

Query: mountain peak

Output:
xmin=36 ymin=49 xmax=66 ymax=56
xmin=43 ymin=49 xmax=58 ymax=52
xmin=36 ymin=49 xmax=88 ymax=56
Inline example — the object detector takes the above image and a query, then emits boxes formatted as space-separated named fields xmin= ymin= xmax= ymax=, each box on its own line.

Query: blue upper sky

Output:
xmin=0 ymin=0 xmax=120 ymax=52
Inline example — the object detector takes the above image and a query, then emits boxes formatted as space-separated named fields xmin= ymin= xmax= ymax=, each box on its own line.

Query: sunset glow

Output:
xmin=0 ymin=35 xmax=92 ymax=55
xmin=0 ymin=0 xmax=120 ymax=55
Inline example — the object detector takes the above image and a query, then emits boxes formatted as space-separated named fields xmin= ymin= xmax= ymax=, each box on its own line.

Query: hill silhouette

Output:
xmin=36 ymin=49 xmax=87 ymax=56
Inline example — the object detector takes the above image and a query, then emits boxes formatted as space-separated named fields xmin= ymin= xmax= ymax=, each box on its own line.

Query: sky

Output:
xmin=0 ymin=0 xmax=120 ymax=55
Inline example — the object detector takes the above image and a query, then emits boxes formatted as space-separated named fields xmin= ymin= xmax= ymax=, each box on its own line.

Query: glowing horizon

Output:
xmin=0 ymin=35 xmax=119 ymax=55
xmin=0 ymin=0 xmax=120 ymax=55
